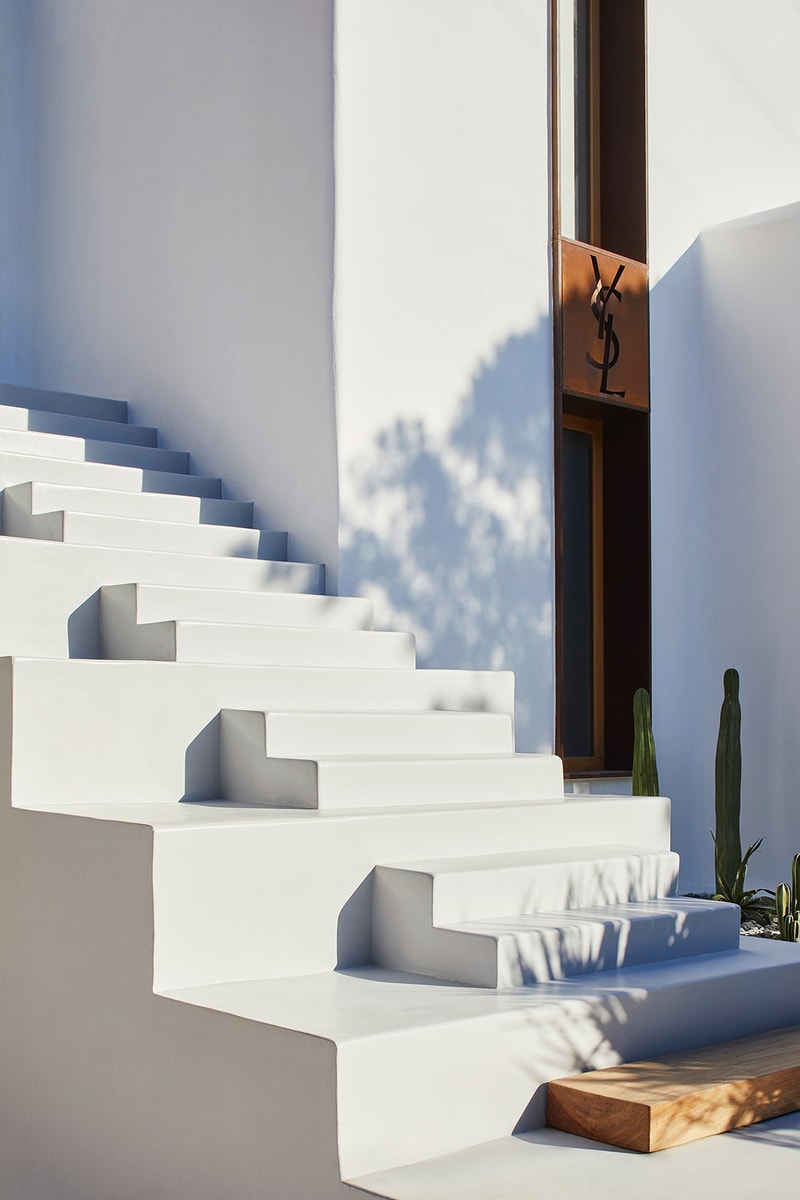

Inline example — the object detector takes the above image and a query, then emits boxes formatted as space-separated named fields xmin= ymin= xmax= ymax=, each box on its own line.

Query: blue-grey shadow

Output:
xmin=340 ymin=322 xmax=554 ymax=752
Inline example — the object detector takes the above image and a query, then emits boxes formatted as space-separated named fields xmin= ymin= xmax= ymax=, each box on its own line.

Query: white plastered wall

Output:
xmin=334 ymin=0 xmax=555 ymax=752
xmin=648 ymin=0 xmax=800 ymax=888
xmin=0 ymin=0 xmax=339 ymax=578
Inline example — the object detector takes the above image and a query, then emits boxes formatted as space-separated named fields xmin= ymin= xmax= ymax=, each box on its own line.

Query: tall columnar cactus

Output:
xmin=714 ymin=668 xmax=743 ymax=895
xmin=632 ymin=688 xmax=659 ymax=796
xmin=776 ymin=853 xmax=800 ymax=942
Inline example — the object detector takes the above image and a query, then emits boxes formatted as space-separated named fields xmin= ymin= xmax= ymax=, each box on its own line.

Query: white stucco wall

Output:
xmin=334 ymin=0 xmax=555 ymax=752
xmin=648 ymin=0 xmax=800 ymax=889
xmin=648 ymin=0 xmax=800 ymax=285
xmin=0 ymin=0 xmax=339 ymax=577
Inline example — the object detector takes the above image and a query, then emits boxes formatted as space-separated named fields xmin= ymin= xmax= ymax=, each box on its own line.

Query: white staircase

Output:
xmin=1 ymin=382 xmax=798 ymax=1200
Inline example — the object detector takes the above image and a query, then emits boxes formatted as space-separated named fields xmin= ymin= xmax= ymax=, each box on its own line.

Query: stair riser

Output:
xmin=173 ymin=625 xmax=414 ymax=669
xmin=228 ymin=757 xmax=557 ymax=810
xmin=259 ymin=711 xmax=515 ymax=757
xmin=7 ymin=481 xmax=253 ymax=527
xmin=0 ymin=381 xmax=128 ymax=423
xmin=0 ymin=403 xmax=157 ymax=446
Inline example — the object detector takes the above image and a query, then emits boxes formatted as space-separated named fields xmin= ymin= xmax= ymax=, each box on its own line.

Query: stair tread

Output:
xmin=349 ymin=1118 xmax=800 ymax=1200
xmin=171 ymin=620 xmax=400 ymax=635
xmin=17 ymin=796 xmax=563 ymax=829
xmin=547 ymin=1024 xmax=800 ymax=1152
xmin=383 ymin=844 xmax=670 ymax=874
xmin=159 ymin=940 xmax=800 ymax=1044
xmin=56 ymin=510 xmax=272 ymax=536
xmin=271 ymin=751 xmax=550 ymax=763
xmin=151 ymin=621 xmax=415 ymax=668
xmin=6 ymin=510 xmax=284 ymax=560
xmin=0 ymin=534 xmax=306 ymax=569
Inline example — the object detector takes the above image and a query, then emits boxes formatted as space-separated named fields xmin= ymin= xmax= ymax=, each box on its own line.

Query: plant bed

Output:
xmin=685 ymin=892 xmax=779 ymax=938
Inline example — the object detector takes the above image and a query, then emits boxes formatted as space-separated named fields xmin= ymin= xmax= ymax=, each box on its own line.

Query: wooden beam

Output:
xmin=546 ymin=1025 xmax=800 ymax=1152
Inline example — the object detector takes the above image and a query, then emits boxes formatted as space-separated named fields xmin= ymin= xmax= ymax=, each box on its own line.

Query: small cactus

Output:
xmin=714 ymin=668 xmax=742 ymax=896
xmin=632 ymin=688 xmax=659 ymax=796
xmin=776 ymin=853 xmax=800 ymax=942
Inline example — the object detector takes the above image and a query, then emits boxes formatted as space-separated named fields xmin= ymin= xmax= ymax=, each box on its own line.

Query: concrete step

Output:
xmin=2 ymin=481 xmax=253 ymax=527
xmin=0 ymin=426 xmax=190 ymax=473
xmin=0 ymin=450 xmax=223 ymax=499
xmin=221 ymin=749 xmax=562 ymax=810
xmin=3 ymin=505 xmax=285 ymax=559
xmin=374 ymin=845 xmax=681 ymax=927
xmin=220 ymin=709 xmax=514 ymax=760
xmin=426 ymin=898 xmax=740 ymax=987
xmin=4 ymin=657 xmax=518 ymax=807
xmin=163 ymin=941 xmax=800 ymax=1181
xmin=108 ymin=619 xmax=415 ymax=668
xmin=349 ymin=1113 xmax=800 ymax=1200
xmin=0 ymin=381 xmax=128 ymax=423
xmin=373 ymin=845 xmax=691 ymax=985
xmin=100 ymin=585 xmax=374 ymax=653
xmin=39 ymin=794 xmax=667 ymax=989
xmin=0 ymin=402 xmax=157 ymax=446
xmin=0 ymin=537 xmax=325 ymax=659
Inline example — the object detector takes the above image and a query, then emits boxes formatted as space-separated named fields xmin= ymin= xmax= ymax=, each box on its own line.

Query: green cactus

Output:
xmin=710 ymin=667 xmax=771 ymax=923
xmin=631 ymin=688 xmax=659 ymax=796
xmin=714 ymin=668 xmax=742 ymax=896
xmin=776 ymin=854 xmax=800 ymax=942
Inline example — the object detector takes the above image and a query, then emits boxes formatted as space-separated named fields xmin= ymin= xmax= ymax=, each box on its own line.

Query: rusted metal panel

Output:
xmin=560 ymin=237 xmax=649 ymax=410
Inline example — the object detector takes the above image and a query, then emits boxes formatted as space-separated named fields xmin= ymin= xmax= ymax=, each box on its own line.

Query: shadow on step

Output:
xmin=183 ymin=715 xmax=221 ymax=800
xmin=67 ymin=591 xmax=101 ymax=658
xmin=513 ymin=989 xmax=651 ymax=1134
xmin=337 ymin=873 xmax=375 ymax=968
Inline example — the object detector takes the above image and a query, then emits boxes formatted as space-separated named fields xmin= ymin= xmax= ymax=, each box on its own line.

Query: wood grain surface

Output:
xmin=546 ymin=1024 xmax=800 ymax=1152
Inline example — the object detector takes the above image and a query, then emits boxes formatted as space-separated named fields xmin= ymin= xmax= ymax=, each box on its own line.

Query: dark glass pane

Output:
xmin=563 ymin=427 xmax=594 ymax=758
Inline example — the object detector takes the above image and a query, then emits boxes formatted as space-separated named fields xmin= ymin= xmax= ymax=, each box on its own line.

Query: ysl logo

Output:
xmin=586 ymin=255 xmax=626 ymax=398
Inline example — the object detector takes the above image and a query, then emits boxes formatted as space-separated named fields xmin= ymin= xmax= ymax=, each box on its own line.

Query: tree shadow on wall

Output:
xmin=340 ymin=324 xmax=554 ymax=752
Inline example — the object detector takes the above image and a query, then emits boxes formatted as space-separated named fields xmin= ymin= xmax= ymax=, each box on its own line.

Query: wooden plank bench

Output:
xmin=546 ymin=1024 xmax=800 ymax=1152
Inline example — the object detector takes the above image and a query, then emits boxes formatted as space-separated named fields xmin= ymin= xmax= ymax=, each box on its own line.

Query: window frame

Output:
xmin=561 ymin=411 xmax=605 ymax=774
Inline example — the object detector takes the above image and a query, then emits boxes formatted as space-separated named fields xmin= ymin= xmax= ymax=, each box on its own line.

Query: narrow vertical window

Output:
xmin=553 ymin=0 xmax=649 ymax=776
xmin=562 ymin=415 xmax=603 ymax=771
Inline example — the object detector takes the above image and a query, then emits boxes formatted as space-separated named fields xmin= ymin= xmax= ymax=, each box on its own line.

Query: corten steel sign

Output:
xmin=560 ymin=237 xmax=649 ymax=410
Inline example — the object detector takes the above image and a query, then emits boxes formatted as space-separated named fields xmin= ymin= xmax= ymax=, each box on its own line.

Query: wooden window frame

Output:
xmin=562 ymin=412 xmax=604 ymax=774
xmin=552 ymin=0 xmax=650 ymax=776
